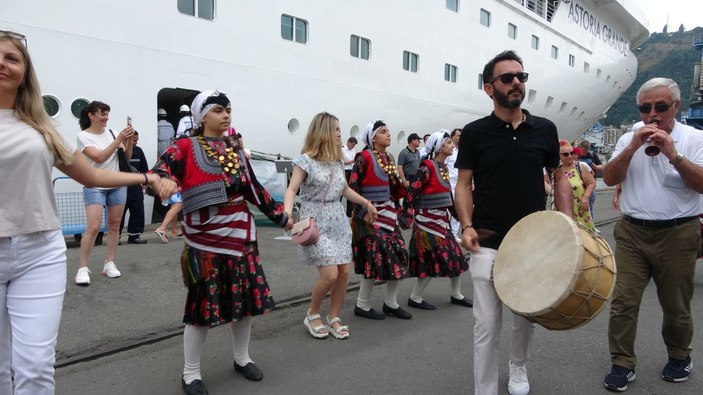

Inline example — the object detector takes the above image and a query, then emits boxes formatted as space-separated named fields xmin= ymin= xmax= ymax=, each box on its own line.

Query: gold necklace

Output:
xmin=437 ymin=162 xmax=449 ymax=181
xmin=197 ymin=136 xmax=240 ymax=175
xmin=372 ymin=149 xmax=398 ymax=177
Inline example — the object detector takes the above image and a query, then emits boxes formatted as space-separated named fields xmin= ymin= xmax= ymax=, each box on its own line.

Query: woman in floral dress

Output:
xmin=150 ymin=91 xmax=290 ymax=395
xmin=349 ymin=120 xmax=413 ymax=320
xmin=284 ymin=112 xmax=377 ymax=340
xmin=406 ymin=131 xmax=472 ymax=311
xmin=559 ymin=140 xmax=596 ymax=230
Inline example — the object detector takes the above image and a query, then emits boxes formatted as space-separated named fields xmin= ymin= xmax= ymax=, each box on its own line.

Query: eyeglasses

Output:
xmin=560 ymin=152 xmax=572 ymax=157
xmin=0 ymin=30 xmax=27 ymax=48
xmin=637 ymin=102 xmax=675 ymax=114
xmin=491 ymin=72 xmax=529 ymax=84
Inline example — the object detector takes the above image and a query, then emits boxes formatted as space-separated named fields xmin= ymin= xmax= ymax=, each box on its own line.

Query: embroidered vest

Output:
xmin=415 ymin=160 xmax=453 ymax=209
xmin=357 ymin=149 xmax=391 ymax=202
xmin=177 ymin=137 xmax=230 ymax=214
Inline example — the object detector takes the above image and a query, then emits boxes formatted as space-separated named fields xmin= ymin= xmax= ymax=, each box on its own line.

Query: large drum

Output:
xmin=493 ymin=211 xmax=616 ymax=330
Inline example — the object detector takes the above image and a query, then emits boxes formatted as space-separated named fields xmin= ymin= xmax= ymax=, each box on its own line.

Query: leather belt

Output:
xmin=622 ymin=215 xmax=698 ymax=229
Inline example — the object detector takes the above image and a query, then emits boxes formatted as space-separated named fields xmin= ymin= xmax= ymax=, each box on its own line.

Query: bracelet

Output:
xmin=142 ymin=173 xmax=148 ymax=185
xmin=461 ymin=224 xmax=473 ymax=233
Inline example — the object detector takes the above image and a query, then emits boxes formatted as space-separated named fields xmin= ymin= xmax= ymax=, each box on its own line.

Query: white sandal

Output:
xmin=326 ymin=316 xmax=350 ymax=340
xmin=303 ymin=310 xmax=329 ymax=339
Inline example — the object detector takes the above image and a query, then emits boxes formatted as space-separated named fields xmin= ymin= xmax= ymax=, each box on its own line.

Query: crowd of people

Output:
xmin=2 ymin=28 xmax=702 ymax=395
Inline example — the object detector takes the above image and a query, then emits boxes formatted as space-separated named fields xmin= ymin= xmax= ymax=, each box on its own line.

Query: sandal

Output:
xmin=303 ymin=310 xmax=329 ymax=339
xmin=326 ymin=316 xmax=350 ymax=340
xmin=155 ymin=229 xmax=168 ymax=243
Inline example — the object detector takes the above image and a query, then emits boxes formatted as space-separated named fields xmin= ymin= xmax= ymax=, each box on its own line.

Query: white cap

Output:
xmin=157 ymin=108 xmax=167 ymax=116
xmin=179 ymin=104 xmax=190 ymax=112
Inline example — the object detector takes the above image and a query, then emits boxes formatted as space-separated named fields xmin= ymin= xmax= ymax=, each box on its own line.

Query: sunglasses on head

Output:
xmin=0 ymin=30 xmax=27 ymax=47
xmin=637 ymin=102 xmax=674 ymax=114
xmin=491 ymin=72 xmax=529 ymax=84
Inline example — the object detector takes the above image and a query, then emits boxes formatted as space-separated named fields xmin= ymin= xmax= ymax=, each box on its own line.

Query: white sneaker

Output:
xmin=102 ymin=261 xmax=121 ymax=278
xmin=508 ymin=361 xmax=530 ymax=395
xmin=75 ymin=267 xmax=91 ymax=285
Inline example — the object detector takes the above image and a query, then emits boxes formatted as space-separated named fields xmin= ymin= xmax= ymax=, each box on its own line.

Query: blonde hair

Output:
xmin=301 ymin=112 xmax=342 ymax=162
xmin=5 ymin=37 xmax=73 ymax=164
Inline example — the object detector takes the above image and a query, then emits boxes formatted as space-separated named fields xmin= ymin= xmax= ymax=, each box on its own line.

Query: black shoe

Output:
xmin=407 ymin=298 xmax=436 ymax=310
xmin=234 ymin=362 xmax=263 ymax=382
xmin=450 ymin=296 xmax=473 ymax=308
xmin=354 ymin=306 xmax=385 ymax=320
xmin=382 ymin=304 xmax=413 ymax=319
xmin=182 ymin=378 xmax=208 ymax=395
xmin=127 ymin=237 xmax=148 ymax=244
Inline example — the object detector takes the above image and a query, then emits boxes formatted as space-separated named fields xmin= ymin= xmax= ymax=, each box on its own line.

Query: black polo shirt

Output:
xmin=455 ymin=110 xmax=559 ymax=249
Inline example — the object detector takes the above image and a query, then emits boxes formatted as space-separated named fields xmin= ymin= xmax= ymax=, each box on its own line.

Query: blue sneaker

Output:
xmin=661 ymin=356 xmax=692 ymax=383
xmin=604 ymin=364 xmax=636 ymax=392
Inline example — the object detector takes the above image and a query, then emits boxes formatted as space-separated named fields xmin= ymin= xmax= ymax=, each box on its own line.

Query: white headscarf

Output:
xmin=190 ymin=90 xmax=230 ymax=129
xmin=425 ymin=130 xmax=451 ymax=157
xmin=360 ymin=120 xmax=386 ymax=147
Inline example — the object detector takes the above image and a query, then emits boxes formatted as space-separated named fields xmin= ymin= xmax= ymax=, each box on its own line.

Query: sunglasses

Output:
xmin=637 ymin=102 xmax=675 ymax=114
xmin=560 ymin=152 xmax=572 ymax=157
xmin=491 ymin=72 xmax=529 ymax=84
xmin=0 ymin=30 xmax=27 ymax=47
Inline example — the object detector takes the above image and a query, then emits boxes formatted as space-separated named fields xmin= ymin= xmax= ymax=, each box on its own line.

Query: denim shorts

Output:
xmin=83 ymin=187 xmax=127 ymax=207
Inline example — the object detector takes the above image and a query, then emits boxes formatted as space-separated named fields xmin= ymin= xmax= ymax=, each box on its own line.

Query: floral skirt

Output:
xmin=351 ymin=217 xmax=409 ymax=281
xmin=408 ymin=226 xmax=468 ymax=278
xmin=181 ymin=243 xmax=274 ymax=327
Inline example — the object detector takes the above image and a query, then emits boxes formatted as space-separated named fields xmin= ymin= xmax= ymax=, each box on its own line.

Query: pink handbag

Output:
xmin=291 ymin=217 xmax=319 ymax=246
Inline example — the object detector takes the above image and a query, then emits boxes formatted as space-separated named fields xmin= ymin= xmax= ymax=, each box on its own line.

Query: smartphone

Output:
xmin=127 ymin=116 xmax=132 ymax=126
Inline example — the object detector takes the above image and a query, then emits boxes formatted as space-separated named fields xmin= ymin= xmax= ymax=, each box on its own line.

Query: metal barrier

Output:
xmin=52 ymin=177 xmax=107 ymax=241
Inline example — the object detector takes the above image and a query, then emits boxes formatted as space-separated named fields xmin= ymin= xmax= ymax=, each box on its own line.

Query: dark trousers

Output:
xmin=120 ymin=192 xmax=145 ymax=238
xmin=344 ymin=170 xmax=353 ymax=216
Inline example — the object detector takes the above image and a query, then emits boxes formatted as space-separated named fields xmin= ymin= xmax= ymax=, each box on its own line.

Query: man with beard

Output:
xmin=454 ymin=50 xmax=573 ymax=395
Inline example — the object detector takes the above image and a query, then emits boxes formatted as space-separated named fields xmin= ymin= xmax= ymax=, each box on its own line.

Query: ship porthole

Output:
xmin=349 ymin=124 xmax=359 ymax=137
xmin=288 ymin=118 xmax=300 ymax=134
xmin=42 ymin=95 xmax=61 ymax=118
xmin=397 ymin=130 xmax=405 ymax=144
xmin=71 ymin=98 xmax=91 ymax=119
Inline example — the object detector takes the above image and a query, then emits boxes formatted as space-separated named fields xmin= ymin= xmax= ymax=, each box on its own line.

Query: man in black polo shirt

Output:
xmin=454 ymin=50 xmax=572 ymax=395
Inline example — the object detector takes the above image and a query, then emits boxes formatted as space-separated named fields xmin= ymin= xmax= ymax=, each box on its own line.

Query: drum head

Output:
xmin=494 ymin=211 xmax=582 ymax=315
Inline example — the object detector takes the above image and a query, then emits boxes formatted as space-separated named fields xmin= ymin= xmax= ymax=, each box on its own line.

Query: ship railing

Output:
xmin=512 ymin=0 xmax=559 ymax=22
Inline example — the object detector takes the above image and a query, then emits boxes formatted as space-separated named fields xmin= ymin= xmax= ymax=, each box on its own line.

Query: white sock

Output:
xmin=410 ymin=277 xmax=431 ymax=303
xmin=384 ymin=280 xmax=400 ymax=309
xmin=356 ymin=279 xmax=375 ymax=310
xmin=450 ymin=276 xmax=464 ymax=300
xmin=230 ymin=317 xmax=253 ymax=366
xmin=183 ymin=325 xmax=208 ymax=384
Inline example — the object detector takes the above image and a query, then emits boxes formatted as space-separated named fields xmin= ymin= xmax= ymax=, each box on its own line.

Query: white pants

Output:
xmin=0 ymin=230 xmax=67 ymax=395
xmin=471 ymin=247 xmax=534 ymax=395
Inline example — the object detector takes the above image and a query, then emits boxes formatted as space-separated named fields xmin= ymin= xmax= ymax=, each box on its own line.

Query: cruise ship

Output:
xmin=2 ymin=0 xmax=649 ymax=219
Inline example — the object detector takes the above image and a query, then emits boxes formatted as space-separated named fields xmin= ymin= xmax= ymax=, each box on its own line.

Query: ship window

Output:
xmin=445 ymin=64 xmax=458 ymax=82
xmin=446 ymin=0 xmax=459 ymax=12
xmin=42 ymin=95 xmax=60 ymax=118
xmin=550 ymin=45 xmax=558 ymax=59
xmin=350 ymin=124 xmax=359 ymax=138
xmin=350 ymin=35 xmax=371 ymax=60
xmin=531 ymin=35 xmax=539 ymax=50
xmin=403 ymin=51 xmax=419 ymax=72
xmin=478 ymin=73 xmax=484 ymax=89
xmin=578 ymin=111 xmax=585 ymax=120
xmin=606 ymin=75 xmax=611 ymax=84
xmin=527 ymin=0 xmax=545 ymax=18
xmin=545 ymin=96 xmax=554 ymax=109
xmin=281 ymin=14 xmax=308 ymax=44
xmin=527 ymin=89 xmax=536 ymax=104
xmin=71 ymin=98 xmax=90 ymax=119
xmin=480 ymin=9 xmax=491 ymax=27
xmin=568 ymin=54 xmax=575 ymax=67
xmin=177 ymin=0 xmax=215 ymax=20
xmin=596 ymin=69 xmax=602 ymax=78
xmin=508 ymin=23 xmax=517 ymax=39
xmin=559 ymin=101 xmax=567 ymax=114
xmin=569 ymin=107 xmax=578 ymax=118
xmin=287 ymin=118 xmax=300 ymax=134
xmin=583 ymin=62 xmax=590 ymax=73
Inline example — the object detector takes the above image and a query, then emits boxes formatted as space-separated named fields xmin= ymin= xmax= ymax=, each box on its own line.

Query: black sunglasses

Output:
xmin=0 ymin=30 xmax=27 ymax=48
xmin=560 ymin=152 xmax=572 ymax=157
xmin=491 ymin=72 xmax=529 ymax=84
xmin=637 ymin=102 xmax=675 ymax=114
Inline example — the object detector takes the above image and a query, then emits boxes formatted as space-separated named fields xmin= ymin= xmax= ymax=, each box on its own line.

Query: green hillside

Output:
xmin=605 ymin=26 xmax=703 ymax=126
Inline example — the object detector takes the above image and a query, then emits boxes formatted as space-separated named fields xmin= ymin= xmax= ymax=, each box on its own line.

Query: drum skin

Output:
xmin=494 ymin=211 xmax=616 ymax=330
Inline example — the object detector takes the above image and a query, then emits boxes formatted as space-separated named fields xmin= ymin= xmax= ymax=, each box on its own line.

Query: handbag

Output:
xmin=291 ymin=217 xmax=319 ymax=246
xmin=291 ymin=165 xmax=334 ymax=246
xmin=109 ymin=130 xmax=138 ymax=173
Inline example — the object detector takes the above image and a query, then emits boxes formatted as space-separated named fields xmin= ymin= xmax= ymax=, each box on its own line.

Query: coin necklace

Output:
xmin=197 ymin=136 xmax=240 ymax=175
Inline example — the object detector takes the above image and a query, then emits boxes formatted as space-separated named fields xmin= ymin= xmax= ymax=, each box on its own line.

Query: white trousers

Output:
xmin=0 ymin=230 xmax=67 ymax=395
xmin=471 ymin=247 xmax=534 ymax=395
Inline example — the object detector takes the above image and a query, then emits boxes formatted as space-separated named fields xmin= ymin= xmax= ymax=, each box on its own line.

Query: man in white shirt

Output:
xmin=417 ymin=133 xmax=431 ymax=159
xmin=341 ymin=137 xmax=358 ymax=216
xmin=445 ymin=128 xmax=462 ymax=238
xmin=157 ymin=108 xmax=175 ymax=156
xmin=175 ymin=104 xmax=194 ymax=137
xmin=603 ymin=77 xmax=703 ymax=392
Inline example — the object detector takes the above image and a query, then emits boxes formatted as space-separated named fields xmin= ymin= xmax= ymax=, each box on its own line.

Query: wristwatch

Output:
xmin=669 ymin=152 xmax=684 ymax=165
